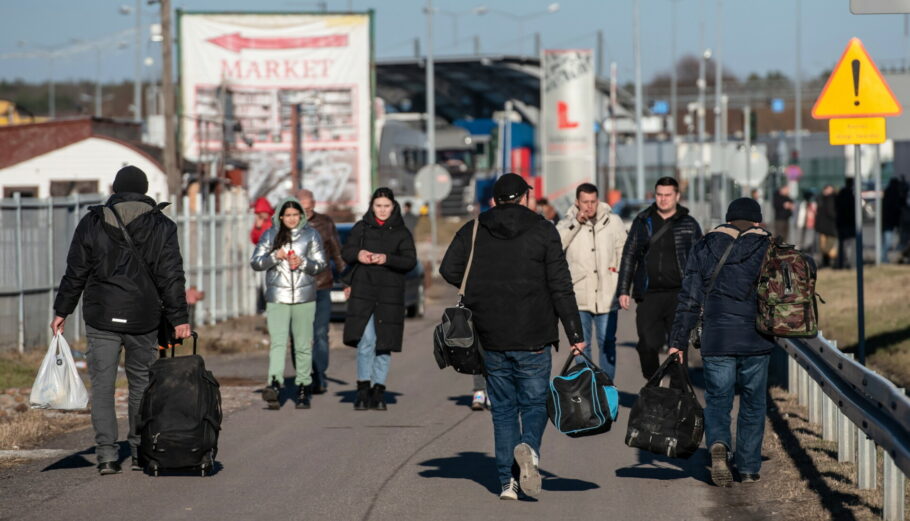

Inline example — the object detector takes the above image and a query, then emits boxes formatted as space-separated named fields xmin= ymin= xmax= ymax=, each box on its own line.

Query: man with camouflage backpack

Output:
xmin=667 ymin=198 xmax=776 ymax=487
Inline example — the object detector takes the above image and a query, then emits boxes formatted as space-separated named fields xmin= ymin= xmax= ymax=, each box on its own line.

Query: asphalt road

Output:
xmin=1 ymin=289 xmax=735 ymax=521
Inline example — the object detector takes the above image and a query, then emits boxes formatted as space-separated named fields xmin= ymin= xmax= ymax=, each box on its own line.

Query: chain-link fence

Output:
xmin=0 ymin=192 xmax=255 ymax=352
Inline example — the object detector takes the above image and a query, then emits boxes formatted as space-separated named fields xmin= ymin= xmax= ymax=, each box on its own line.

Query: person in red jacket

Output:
xmin=251 ymin=197 xmax=275 ymax=313
xmin=250 ymin=197 xmax=274 ymax=245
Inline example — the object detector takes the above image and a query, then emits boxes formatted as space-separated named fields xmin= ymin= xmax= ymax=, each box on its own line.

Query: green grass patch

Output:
xmin=817 ymin=265 xmax=910 ymax=387
xmin=0 ymin=354 xmax=42 ymax=389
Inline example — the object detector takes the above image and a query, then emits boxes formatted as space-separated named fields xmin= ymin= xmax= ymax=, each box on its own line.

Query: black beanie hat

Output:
xmin=725 ymin=197 xmax=762 ymax=223
xmin=112 ymin=165 xmax=148 ymax=194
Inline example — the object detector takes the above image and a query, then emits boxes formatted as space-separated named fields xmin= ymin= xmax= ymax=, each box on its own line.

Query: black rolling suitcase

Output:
xmin=138 ymin=332 xmax=222 ymax=476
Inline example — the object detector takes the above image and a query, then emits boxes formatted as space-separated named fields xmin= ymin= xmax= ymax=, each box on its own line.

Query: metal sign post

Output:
xmin=854 ymin=145 xmax=866 ymax=365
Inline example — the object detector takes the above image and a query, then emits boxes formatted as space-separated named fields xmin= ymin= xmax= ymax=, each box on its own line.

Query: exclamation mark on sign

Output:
xmin=852 ymin=59 xmax=861 ymax=106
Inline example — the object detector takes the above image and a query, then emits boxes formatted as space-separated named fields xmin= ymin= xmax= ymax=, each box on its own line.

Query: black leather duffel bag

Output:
xmin=625 ymin=355 xmax=704 ymax=459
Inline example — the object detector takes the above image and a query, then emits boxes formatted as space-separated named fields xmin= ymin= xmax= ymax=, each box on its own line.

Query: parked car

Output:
xmin=330 ymin=222 xmax=425 ymax=321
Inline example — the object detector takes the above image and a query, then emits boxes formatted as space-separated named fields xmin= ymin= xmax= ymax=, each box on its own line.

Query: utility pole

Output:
xmin=160 ymin=0 xmax=180 ymax=199
xmin=134 ymin=0 xmax=142 ymax=122
xmin=610 ymin=62 xmax=618 ymax=194
xmin=49 ymin=57 xmax=55 ymax=119
xmin=670 ymin=0 xmax=678 ymax=144
xmin=426 ymin=0 xmax=438 ymax=272
xmin=634 ymin=0 xmax=645 ymax=200
xmin=714 ymin=0 xmax=724 ymax=219
xmin=795 ymin=0 xmax=803 ymax=164
xmin=744 ymin=104 xmax=752 ymax=197
xmin=597 ymin=30 xmax=604 ymax=78
xmin=95 ymin=47 xmax=102 ymax=117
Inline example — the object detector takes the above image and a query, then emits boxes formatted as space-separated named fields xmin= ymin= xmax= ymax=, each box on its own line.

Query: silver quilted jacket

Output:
xmin=250 ymin=221 xmax=327 ymax=305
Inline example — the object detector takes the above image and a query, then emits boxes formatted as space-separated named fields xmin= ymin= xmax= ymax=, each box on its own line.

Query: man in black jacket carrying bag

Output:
xmin=440 ymin=173 xmax=585 ymax=501
xmin=50 ymin=166 xmax=190 ymax=475
xmin=617 ymin=177 xmax=702 ymax=380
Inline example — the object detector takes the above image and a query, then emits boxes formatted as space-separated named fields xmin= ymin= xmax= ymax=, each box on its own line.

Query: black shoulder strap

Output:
xmin=648 ymin=215 xmax=673 ymax=246
xmin=109 ymin=205 xmax=157 ymax=291
xmin=704 ymin=230 xmax=740 ymax=298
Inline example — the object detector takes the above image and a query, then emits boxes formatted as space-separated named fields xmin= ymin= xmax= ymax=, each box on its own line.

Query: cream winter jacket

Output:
xmin=557 ymin=201 xmax=627 ymax=313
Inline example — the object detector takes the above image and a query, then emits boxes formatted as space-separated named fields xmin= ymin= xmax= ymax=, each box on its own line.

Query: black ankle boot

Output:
xmin=296 ymin=384 xmax=312 ymax=409
xmin=263 ymin=378 xmax=281 ymax=410
xmin=369 ymin=384 xmax=387 ymax=411
xmin=354 ymin=380 xmax=371 ymax=411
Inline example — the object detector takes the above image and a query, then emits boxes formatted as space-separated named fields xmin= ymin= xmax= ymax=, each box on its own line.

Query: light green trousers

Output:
xmin=266 ymin=301 xmax=316 ymax=386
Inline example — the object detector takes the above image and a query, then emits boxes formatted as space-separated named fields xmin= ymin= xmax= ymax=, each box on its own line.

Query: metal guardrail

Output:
xmin=779 ymin=332 xmax=910 ymax=521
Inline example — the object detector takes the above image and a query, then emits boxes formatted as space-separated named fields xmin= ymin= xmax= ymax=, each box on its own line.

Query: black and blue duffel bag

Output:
xmin=546 ymin=351 xmax=619 ymax=438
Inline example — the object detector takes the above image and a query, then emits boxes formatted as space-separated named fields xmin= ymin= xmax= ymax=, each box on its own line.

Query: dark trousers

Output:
xmin=85 ymin=324 xmax=158 ymax=463
xmin=635 ymin=290 xmax=679 ymax=380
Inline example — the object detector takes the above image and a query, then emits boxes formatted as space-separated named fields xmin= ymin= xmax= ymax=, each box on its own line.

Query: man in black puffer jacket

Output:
xmin=51 ymin=166 xmax=190 ymax=475
xmin=617 ymin=177 xmax=702 ymax=380
xmin=667 ymin=197 xmax=775 ymax=488
xmin=441 ymin=173 xmax=584 ymax=501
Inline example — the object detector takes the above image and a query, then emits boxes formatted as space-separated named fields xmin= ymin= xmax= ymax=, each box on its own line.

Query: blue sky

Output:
xmin=0 ymin=0 xmax=904 ymax=84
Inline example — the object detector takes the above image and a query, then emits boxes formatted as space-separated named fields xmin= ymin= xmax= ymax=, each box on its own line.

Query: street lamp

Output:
xmin=119 ymin=1 xmax=143 ymax=122
xmin=474 ymin=3 xmax=560 ymax=55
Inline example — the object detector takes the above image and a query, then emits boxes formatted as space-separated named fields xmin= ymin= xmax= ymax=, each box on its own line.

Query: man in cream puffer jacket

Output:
xmin=556 ymin=183 xmax=627 ymax=379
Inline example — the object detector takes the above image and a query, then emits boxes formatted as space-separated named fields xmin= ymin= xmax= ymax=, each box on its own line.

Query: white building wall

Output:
xmin=0 ymin=137 xmax=169 ymax=200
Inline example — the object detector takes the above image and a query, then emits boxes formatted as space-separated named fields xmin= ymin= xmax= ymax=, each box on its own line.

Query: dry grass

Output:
xmin=190 ymin=314 xmax=271 ymax=355
xmin=816 ymin=265 xmax=910 ymax=387
xmin=0 ymin=410 xmax=89 ymax=452
xmin=758 ymin=388 xmax=910 ymax=520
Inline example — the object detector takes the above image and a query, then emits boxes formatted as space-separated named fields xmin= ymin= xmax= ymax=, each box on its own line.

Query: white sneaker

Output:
xmin=499 ymin=478 xmax=519 ymax=500
xmin=513 ymin=443 xmax=541 ymax=497
xmin=471 ymin=390 xmax=487 ymax=411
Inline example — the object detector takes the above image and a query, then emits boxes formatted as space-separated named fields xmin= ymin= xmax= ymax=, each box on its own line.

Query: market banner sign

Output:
xmin=179 ymin=12 xmax=373 ymax=209
xmin=541 ymin=49 xmax=595 ymax=207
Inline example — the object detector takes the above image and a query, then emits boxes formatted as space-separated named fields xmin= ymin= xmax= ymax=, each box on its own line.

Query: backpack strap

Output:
xmin=704 ymin=231 xmax=740 ymax=298
xmin=457 ymin=218 xmax=480 ymax=302
xmin=109 ymin=205 xmax=160 ymax=298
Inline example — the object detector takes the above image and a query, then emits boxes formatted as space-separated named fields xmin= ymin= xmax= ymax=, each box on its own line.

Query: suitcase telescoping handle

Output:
xmin=161 ymin=331 xmax=198 ymax=358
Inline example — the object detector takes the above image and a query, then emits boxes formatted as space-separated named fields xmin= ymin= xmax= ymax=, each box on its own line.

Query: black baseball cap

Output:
xmin=493 ymin=173 xmax=532 ymax=203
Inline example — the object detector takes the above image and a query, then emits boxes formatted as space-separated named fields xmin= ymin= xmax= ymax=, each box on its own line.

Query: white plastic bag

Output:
xmin=29 ymin=333 xmax=89 ymax=410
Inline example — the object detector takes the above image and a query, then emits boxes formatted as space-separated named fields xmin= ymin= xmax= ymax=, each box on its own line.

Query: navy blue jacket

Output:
xmin=668 ymin=224 xmax=777 ymax=356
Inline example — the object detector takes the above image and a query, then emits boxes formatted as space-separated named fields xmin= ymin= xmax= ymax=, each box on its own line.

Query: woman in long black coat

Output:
xmin=342 ymin=187 xmax=417 ymax=410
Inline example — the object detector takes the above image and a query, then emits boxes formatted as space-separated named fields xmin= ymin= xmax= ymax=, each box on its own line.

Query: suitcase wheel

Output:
xmin=147 ymin=462 xmax=159 ymax=477
xmin=200 ymin=450 xmax=215 ymax=477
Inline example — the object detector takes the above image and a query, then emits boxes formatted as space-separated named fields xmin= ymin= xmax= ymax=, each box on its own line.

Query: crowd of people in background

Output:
xmin=773 ymin=176 xmax=910 ymax=267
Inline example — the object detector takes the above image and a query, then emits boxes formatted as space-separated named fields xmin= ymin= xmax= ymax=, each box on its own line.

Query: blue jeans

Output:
xmin=702 ymin=354 xmax=771 ymax=475
xmin=356 ymin=315 xmax=390 ymax=385
xmin=577 ymin=310 xmax=618 ymax=380
xmin=483 ymin=346 xmax=552 ymax=486
xmin=883 ymin=229 xmax=895 ymax=263
xmin=312 ymin=289 xmax=332 ymax=387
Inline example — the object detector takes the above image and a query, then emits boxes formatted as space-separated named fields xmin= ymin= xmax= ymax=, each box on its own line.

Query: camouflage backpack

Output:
xmin=756 ymin=238 xmax=820 ymax=337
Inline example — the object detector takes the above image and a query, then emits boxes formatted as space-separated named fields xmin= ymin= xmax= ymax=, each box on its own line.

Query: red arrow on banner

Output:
xmin=207 ymin=33 xmax=349 ymax=53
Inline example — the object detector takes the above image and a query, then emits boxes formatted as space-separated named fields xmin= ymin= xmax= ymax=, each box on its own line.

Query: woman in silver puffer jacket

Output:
xmin=251 ymin=197 xmax=327 ymax=410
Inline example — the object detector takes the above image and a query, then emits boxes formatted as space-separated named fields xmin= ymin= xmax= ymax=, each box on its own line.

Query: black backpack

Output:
xmin=433 ymin=219 xmax=484 ymax=375
xmin=625 ymin=355 xmax=704 ymax=459
xmin=138 ymin=333 xmax=222 ymax=476
xmin=547 ymin=351 xmax=619 ymax=438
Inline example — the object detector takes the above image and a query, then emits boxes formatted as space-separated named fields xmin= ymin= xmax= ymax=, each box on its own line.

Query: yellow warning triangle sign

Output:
xmin=812 ymin=38 xmax=902 ymax=119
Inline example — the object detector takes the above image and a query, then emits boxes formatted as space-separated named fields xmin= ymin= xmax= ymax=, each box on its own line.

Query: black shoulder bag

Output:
xmin=433 ymin=219 xmax=484 ymax=374
xmin=109 ymin=206 xmax=178 ymax=351
xmin=689 ymin=230 xmax=740 ymax=349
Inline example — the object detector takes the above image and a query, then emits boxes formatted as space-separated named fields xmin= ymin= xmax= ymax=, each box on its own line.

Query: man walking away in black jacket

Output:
xmin=617 ymin=177 xmax=703 ymax=380
xmin=51 ymin=166 xmax=190 ymax=475
xmin=882 ymin=177 xmax=905 ymax=264
xmin=440 ymin=173 xmax=584 ymax=501
xmin=815 ymin=185 xmax=838 ymax=268
xmin=667 ymin=198 xmax=776 ymax=487
xmin=835 ymin=178 xmax=857 ymax=269
xmin=773 ymin=185 xmax=794 ymax=243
